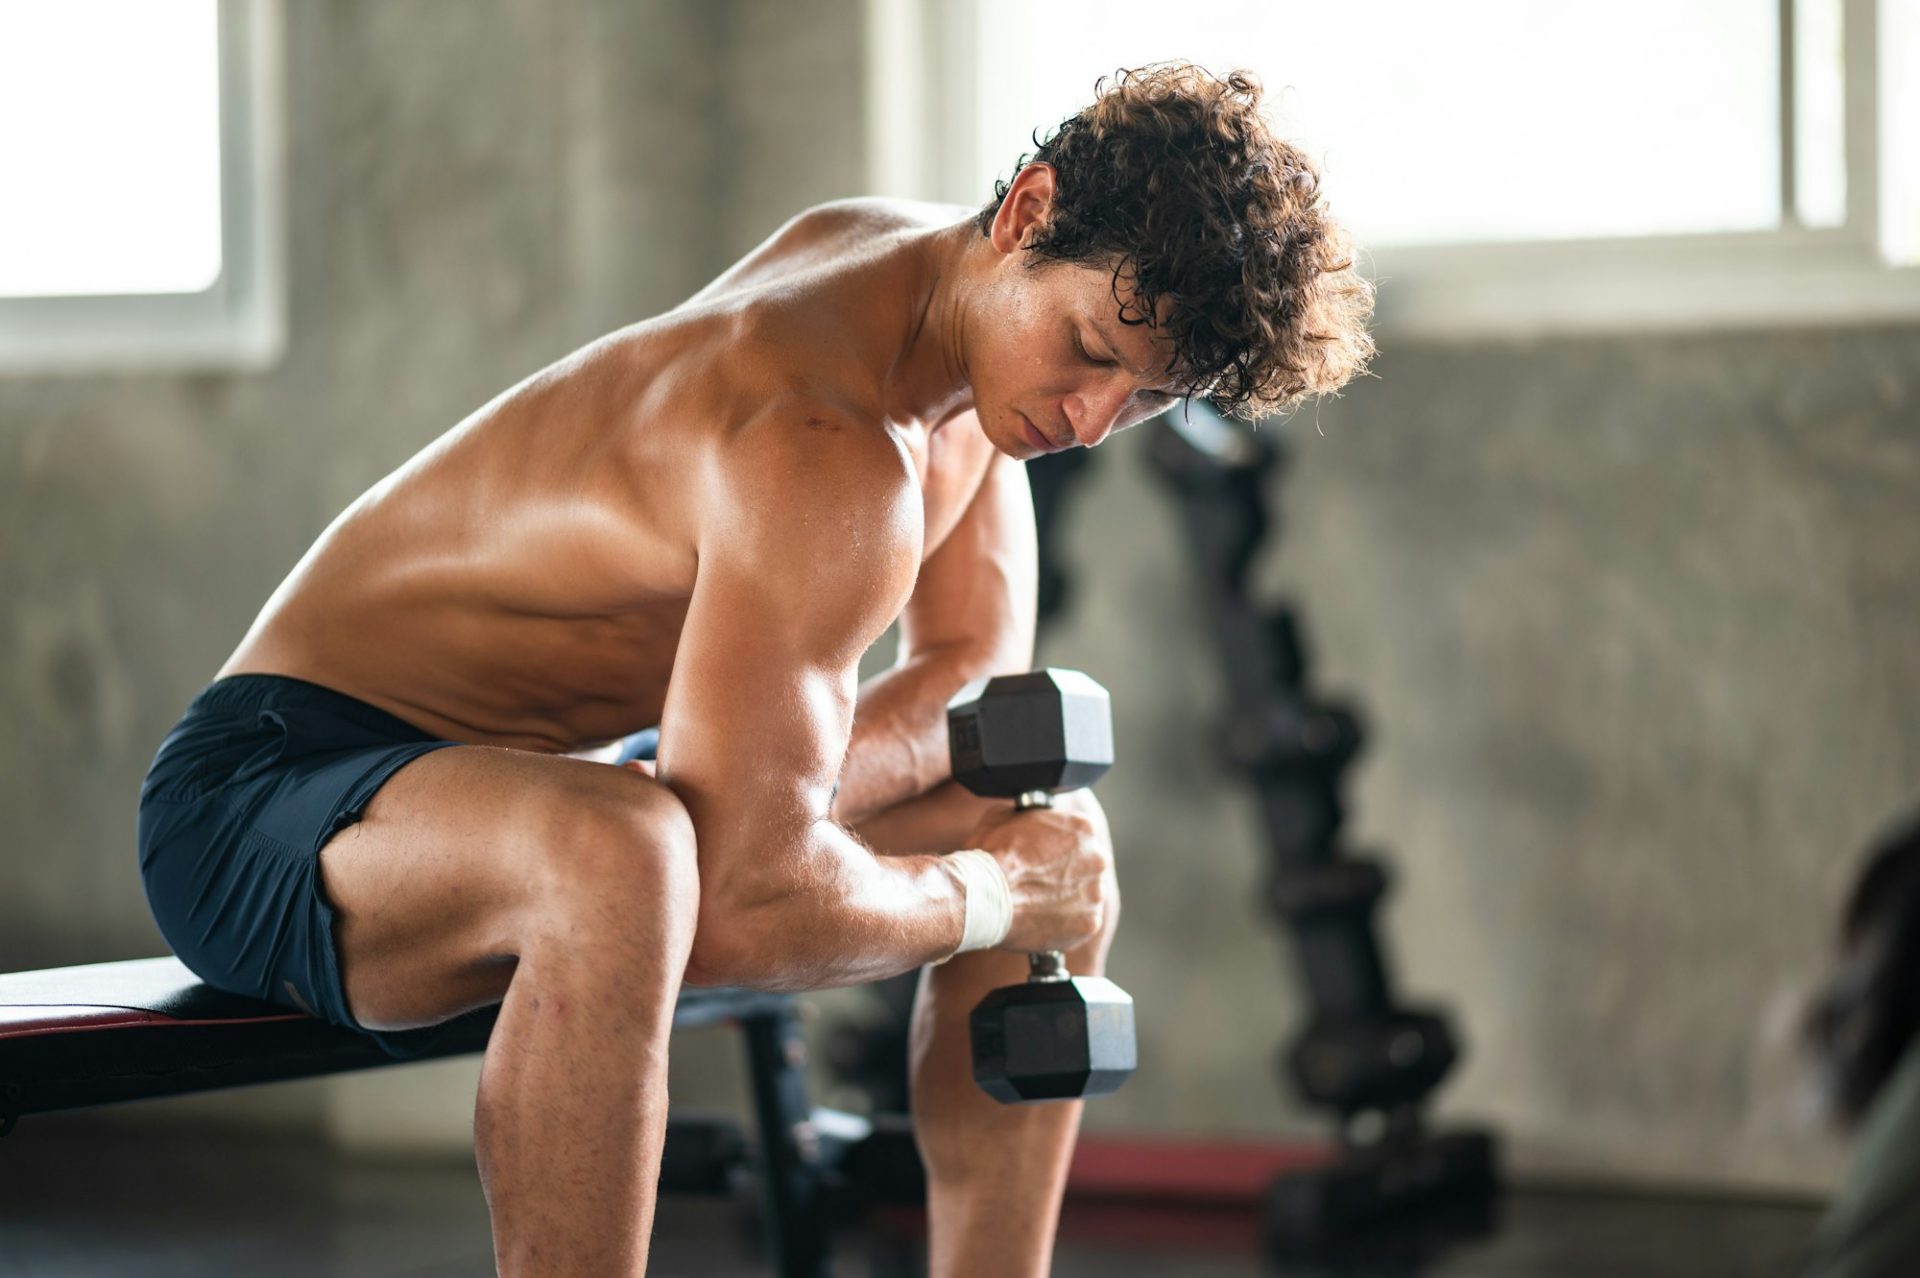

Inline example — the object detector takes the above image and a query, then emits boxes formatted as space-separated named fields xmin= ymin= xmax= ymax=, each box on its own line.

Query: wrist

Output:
xmin=939 ymin=848 xmax=1013 ymax=960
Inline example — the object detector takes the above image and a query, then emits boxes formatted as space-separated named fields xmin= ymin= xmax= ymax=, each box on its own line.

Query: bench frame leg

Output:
xmin=742 ymin=1004 xmax=833 ymax=1277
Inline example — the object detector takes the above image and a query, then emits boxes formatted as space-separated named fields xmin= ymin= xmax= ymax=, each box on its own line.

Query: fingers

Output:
xmin=962 ymin=789 xmax=1119 ymax=955
xmin=1065 ymin=869 xmax=1121 ymax=974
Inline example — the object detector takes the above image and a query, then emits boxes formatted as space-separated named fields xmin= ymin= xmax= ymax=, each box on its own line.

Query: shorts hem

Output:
xmin=310 ymin=740 xmax=466 ymax=1057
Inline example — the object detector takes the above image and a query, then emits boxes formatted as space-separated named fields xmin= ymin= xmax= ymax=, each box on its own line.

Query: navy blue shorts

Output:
xmin=136 ymin=674 xmax=657 ymax=1058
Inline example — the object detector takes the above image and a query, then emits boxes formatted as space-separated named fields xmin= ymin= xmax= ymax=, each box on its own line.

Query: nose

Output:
xmin=1064 ymin=378 xmax=1134 ymax=448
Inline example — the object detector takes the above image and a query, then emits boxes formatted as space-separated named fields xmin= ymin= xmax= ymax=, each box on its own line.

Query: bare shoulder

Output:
xmin=688 ymin=198 xmax=972 ymax=308
xmin=783 ymin=197 xmax=973 ymax=243
xmin=711 ymin=398 xmax=921 ymax=549
xmin=698 ymin=399 xmax=924 ymax=627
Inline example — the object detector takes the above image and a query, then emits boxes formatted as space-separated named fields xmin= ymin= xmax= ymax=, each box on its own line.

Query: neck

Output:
xmin=880 ymin=219 xmax=981 ymax=434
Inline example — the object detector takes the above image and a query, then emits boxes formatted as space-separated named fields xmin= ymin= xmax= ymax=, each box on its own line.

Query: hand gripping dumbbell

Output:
xmin=946 ymin=669 xmax=1138 ymax=1104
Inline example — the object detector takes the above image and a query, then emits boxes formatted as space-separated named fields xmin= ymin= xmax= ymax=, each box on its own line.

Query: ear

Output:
xmin=989 ymin=163 xmax=1058 ymax=254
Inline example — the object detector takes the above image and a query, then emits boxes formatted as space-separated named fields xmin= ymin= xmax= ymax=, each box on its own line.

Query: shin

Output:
xmin=857 ymin=784 xmax=1120 ymax=1278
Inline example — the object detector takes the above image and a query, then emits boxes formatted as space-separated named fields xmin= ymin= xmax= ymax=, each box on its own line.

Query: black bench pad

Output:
xmin=0 ymin=957 xmax=791 ymax=1124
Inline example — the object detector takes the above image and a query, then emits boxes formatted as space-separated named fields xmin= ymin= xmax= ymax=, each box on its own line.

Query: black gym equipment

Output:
xmin=820 ymin=966 xmax=917 ymax=1117
xmin=1145 ymin=401 xmax=1499 ymax=1253
xmin=946 ymin=669 xmax=1137 ymax=1104
xmin=0 ymin=957 xmax=919 ymax=1278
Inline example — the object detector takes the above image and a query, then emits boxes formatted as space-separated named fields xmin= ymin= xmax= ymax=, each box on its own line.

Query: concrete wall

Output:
xmin=5 ymin=0 xmax=1914 ymax=1198
xmin=1266 ymin=332 xmax=1918 ymax=1193
xmin=1042 ymin=328 xmax=1920 ymax=1195
xmin=716 ymin=0 xmax=869 ymax=258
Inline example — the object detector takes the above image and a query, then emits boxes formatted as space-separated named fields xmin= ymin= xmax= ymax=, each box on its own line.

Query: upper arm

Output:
xmin=896 ymin=447 xmax=1038 ymax=668
xmin=655 ymin=415 xmax=922 ymax=890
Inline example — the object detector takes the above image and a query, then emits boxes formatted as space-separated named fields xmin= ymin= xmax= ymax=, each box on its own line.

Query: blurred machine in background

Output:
xmin=822 ymin=405 xmax=1498 ymax=1265
xmin=1146 ymin=403 xmax=1496 ymax=1260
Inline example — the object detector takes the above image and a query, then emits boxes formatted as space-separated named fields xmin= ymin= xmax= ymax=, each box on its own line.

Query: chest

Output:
xmin=914 ymin=418 xmax=997 ymax=559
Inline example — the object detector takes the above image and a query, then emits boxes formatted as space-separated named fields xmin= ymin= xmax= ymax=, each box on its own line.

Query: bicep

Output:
xmin=897 ymin=450 xmax=1038 ymax=665
xmin=656 ymin=449 xmax=921 ymax=866
xmin=656 ymin=561 xmax=858 ymax=844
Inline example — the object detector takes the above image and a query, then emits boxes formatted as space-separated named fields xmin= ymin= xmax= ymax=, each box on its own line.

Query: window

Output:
xmin=870 ymin=0 xmax=1920 ymax=336
xmin=0 ymin=0 xmax=284 ymax=372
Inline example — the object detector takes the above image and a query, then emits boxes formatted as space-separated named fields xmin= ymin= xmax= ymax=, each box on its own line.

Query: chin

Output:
xmin=982 ymin=408 xmax=1031 ymax=460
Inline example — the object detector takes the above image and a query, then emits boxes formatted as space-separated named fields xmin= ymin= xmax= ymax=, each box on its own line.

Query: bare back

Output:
xmin=223 ymin=200 xmax=998 ymax=753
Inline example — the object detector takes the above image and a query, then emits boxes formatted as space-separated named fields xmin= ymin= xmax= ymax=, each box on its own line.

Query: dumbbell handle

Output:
xmin=1014 ymin=790 xmax=1071 ymax=983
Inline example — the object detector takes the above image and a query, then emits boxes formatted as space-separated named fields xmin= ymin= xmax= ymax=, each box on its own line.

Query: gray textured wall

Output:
xmin=1266 ymin=333 xmax=1919 ymax=1192
xmin=1043 ymin=329 xmax=1920 ymax=1195
xmin=5 ymin=0 xmax=1913 ymax=1198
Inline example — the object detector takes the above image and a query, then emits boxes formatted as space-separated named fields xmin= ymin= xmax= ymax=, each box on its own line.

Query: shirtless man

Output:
xmin=136 ymin=65 xmax=1372 ymax=1276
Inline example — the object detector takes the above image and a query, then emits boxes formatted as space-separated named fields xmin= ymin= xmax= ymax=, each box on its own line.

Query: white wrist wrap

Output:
xmin=943 ymin=849 xmax=1013 ymax=959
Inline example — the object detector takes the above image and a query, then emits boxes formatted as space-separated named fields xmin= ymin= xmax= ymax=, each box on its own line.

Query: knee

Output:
xmin=528 ymin=772 xmax=700 ymax=953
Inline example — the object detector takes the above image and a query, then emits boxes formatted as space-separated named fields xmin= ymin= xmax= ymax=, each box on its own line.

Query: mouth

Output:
xmin=1018 ymin=413 xmax=1064 ymax=454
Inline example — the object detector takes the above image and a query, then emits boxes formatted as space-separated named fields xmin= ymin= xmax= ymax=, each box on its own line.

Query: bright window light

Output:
xmin=1794 ymin=0 xmax=1846 ymax=228
xmin=0 ymin=0 xmax=223 ymax=297
xmin=971 ymin=0 xmax=1782 ymax=248
xmin=1883 ymin=0 xmax=1920 ymax=265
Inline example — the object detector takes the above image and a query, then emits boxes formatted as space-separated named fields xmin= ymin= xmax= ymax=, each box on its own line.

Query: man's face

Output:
xmin=969 ymin=258 xmax=1183 ymax=461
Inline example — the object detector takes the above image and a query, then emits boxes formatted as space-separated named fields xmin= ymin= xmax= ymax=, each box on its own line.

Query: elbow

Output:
xmin=682 ymin=805 xmax=852 ymax=989
xmin=684 ymin=897 xmax=777 ymax=989
xmin=684 ymin=915 xmax=758 ymax=988
xmin=683 ymin=851 xmax=804 ymax=990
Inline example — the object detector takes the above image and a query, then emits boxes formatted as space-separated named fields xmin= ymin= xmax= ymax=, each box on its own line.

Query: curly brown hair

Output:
xmin=976 ymin=63 xmax=1374 ymax=418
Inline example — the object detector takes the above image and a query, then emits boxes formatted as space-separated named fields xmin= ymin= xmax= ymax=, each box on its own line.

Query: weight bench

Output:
xmin=0 ymin=956 xmax=922 ymax=1277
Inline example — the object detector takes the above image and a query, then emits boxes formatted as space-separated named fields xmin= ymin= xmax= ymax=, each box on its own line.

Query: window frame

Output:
xmin=869 ymin=0 xmax=1920 ymax=338
xmin=0 ymin=0 xmax=286 ymax=374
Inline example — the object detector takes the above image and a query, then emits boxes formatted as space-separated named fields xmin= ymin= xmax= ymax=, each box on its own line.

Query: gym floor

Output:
xmin=0 ymin=1117 xmax=1822 ymax=1277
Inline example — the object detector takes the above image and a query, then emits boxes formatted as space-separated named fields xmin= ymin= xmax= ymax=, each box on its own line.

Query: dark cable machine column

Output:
xmin=1143 ymin=403 xmax=1497 ymax=1256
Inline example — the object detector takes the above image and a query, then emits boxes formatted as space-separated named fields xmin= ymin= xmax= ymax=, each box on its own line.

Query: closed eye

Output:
xmin=1073 ymin=329 xmax=1114 ymax=367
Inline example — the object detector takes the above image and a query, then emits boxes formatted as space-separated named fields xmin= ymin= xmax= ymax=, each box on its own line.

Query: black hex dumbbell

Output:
xmin=946 ymin=669 xmax=1137 ymax=1104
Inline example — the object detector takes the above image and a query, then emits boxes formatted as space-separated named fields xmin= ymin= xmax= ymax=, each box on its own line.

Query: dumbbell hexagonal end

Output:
xmin=969 ymin=976 xmax=1137 ymax=1104
xmin=946 ymin=669 xmax=1114 ymax=800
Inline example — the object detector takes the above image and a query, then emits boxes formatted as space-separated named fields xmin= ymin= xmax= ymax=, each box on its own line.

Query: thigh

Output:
xmin=317 ymin=744 xmax=685 ymax=1033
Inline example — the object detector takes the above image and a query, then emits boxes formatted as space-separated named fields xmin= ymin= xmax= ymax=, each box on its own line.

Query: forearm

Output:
xmin=852 ymin=777 xmax=1002 ymax=857
xmin=686 ymin=821 xmax=968 ymax=991
xmin=835 ymin=642 xmax=1021 ymax=825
